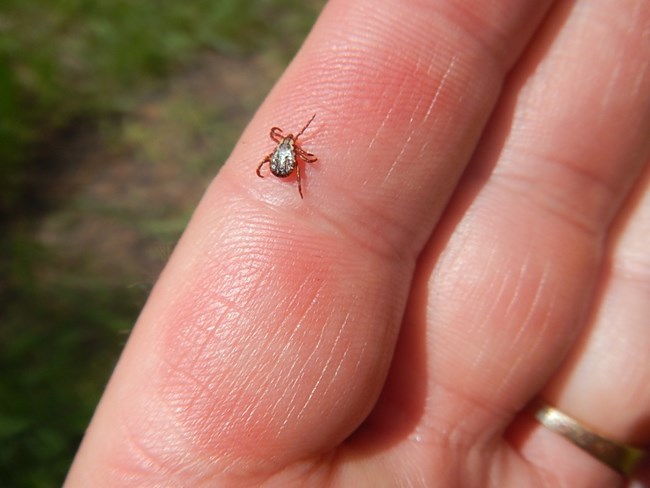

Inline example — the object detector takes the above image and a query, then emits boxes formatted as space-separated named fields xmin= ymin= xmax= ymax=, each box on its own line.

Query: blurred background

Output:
xmin=0 ymin=1 xmax=324 ymax=486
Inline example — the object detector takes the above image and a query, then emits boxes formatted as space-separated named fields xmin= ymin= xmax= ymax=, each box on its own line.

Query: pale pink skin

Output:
xmin=66 ymin=0 xmax=650 ymax=486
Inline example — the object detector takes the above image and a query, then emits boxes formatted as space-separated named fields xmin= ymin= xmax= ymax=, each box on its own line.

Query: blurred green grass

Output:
xmin=0 ymin=0 xmax=319 ymax=210
xmin=0 ymin=1 xmax=322 ymax=486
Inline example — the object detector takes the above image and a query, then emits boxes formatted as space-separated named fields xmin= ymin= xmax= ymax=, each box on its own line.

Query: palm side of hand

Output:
xmin=66 ymin=0 xmax=650 ymax=486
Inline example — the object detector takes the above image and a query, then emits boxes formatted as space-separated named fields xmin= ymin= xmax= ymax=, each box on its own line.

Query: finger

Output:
xmin=360 ymin=0 xmax=650 ymax=483
xmin=65 ymin=0 xmax=555 ymax=485
xmin=518 ymin=163 xmax=650 ymax=483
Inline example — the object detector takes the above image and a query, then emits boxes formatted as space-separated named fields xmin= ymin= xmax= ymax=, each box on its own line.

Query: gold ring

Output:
xmin=535 ymin=403 xmax=646 ymax=476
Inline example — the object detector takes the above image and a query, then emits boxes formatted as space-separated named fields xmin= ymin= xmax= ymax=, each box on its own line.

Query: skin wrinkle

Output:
xmin=383 ymin=116 xmax=417 ymax=186
xmin=339 ymin=9 xmax=435 ymax=156
xmin=275 ymin=370 xmax=309 ymax=437
xmin=488 ymin=53 xmax=648 ymax=237
xmin=600 ymin=61 xmax=624 ymax=112
xmin=381 ymin=50 xmax=469 ymax=188
xmin=201 ymin=259 xmax=266 ymax=313
xmin=154 ymin=228 xmax=346 ymax=470
xmin=501 ymin=250 xmax=532 ymax=327
xmin=509 ymin=254 xmax=548 ymax=348
xmin=433 ymin=231 xmax=500 ymax=371
xmin=384 ymin=50 xmax=436 ymax=173
xmin=496 ymin=264 xmax=554 ymax=398
xmin=275 ymin=299 xmax=332 ymax=435
xmin=591 ymin=0 xmax=649 ymax=50
xmin=228 ymin=268 xmax=344 ymax=448
xmin=270 ymin=274 xmax=380 ymax=438
xmin=365 ymin=65 xmax=407 ymax=154
xmin=273 ymin=287 xmax=331 ymax=436
xmin=526 ymin=278 xmax=559 ymax=358
xmin=436 ymin=0 xmax=512 ymax=72
xmin=114 ymin=401 xmax=206 ymax=486
xmin=232 ymin=282 xmax=312 ymax=417
xmin=631 ymin=59 xmax=650 ymax=100
xmin=410 ymin=48 xmax=427 ymax=125
xmin=309 ymin=40 xmax=389 ymax=105
xmin=423 ymin=55 xmax=458 ymax=125
xmin=160 ymin=262 xmax=239 ymax=342
xmin=157 ymin=355 xmax=214 ymax=416
xmin=112 ymin=426 xmax=171 ymax=483
xmin=325 ymin=338 xmax=357 ymax=417
xmin=216 ymin=206 xmax=306 ymax=253
xmin=160 ymin=348 xmax=236 ymax=429
xmin=425 ymin=400 xmax=496 ymax=488
xmin=468 ymin=328 xmax=490 ymax=377
xmin=255 ymin=269 xmax=323 ymax=367
xmin=432 ymin=380 xmax=511 ymax=446
xmin=173 ymin=385 xmax=237 ymax=452
xmin=251 ymin=183 xmax=413 ymax=267
xmin=382 ymin=54 xmax=458 ymax=186
xmin=295 ymin=309 xmax=353 ymax=424
xmin=491 ymin=168 xmax=614 ymax=237
xmin=317 ymin=318 xmax=365 ymax=417
xmin=269 ymin=323 xmax=309 ymax=418
xmin=167 ymin=297 xmax=240 ymax=379
xmin=318 ymin=15 xmax=465 ymax=159
xmin=307 ymin=53 xmax=379 ymax=120
xmin=305 ymin=185 xmax=412 ymax=263
xmin=457 ymin=230 xmax=510 ymax=340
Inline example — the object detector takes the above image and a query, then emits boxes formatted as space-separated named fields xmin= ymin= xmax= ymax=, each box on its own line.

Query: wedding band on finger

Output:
xmin=534 ymin=403 xmax=646 ymax=476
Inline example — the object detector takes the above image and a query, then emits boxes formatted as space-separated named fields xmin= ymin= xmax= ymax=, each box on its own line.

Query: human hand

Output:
xmin=66 ymin=0 xmax=650 ymax=486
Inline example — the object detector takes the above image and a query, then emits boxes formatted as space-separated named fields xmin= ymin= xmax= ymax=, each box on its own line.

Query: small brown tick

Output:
xmin=256 ymin=114 xmax=318 ymax=199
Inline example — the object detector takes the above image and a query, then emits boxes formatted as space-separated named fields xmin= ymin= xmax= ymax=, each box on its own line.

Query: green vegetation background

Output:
xmin=0 ymin=1 xmax=323 ymax=486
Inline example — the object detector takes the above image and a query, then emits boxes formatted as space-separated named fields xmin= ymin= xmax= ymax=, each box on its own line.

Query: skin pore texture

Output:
xmin=66 ymin=0 xmax=649 ymax=486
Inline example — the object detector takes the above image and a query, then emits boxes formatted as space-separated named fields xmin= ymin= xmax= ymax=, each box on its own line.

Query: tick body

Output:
xmin=256 ymin=114 xmax=318 ymax=198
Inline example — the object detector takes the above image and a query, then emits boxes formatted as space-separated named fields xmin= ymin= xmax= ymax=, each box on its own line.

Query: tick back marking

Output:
xmin=256 ymin=114 xmax=318 ymax=199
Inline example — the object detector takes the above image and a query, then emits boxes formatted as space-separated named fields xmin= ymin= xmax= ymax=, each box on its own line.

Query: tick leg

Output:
xmin=296 ymin=146 xmax=318 ymax=163
xmin=270 ymin=127 xmax=285 ymax=143
xmin=296 ymin=163 xmax=304 ymax=199
xmin=295 ymin=113 xmax=316 ymax=140
xmin=256 ymin=155 xmax=271 ymax=178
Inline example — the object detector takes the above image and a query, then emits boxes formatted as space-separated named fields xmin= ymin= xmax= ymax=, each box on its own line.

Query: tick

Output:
xmin=256 ymin=114 xmax=318 ymax=199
